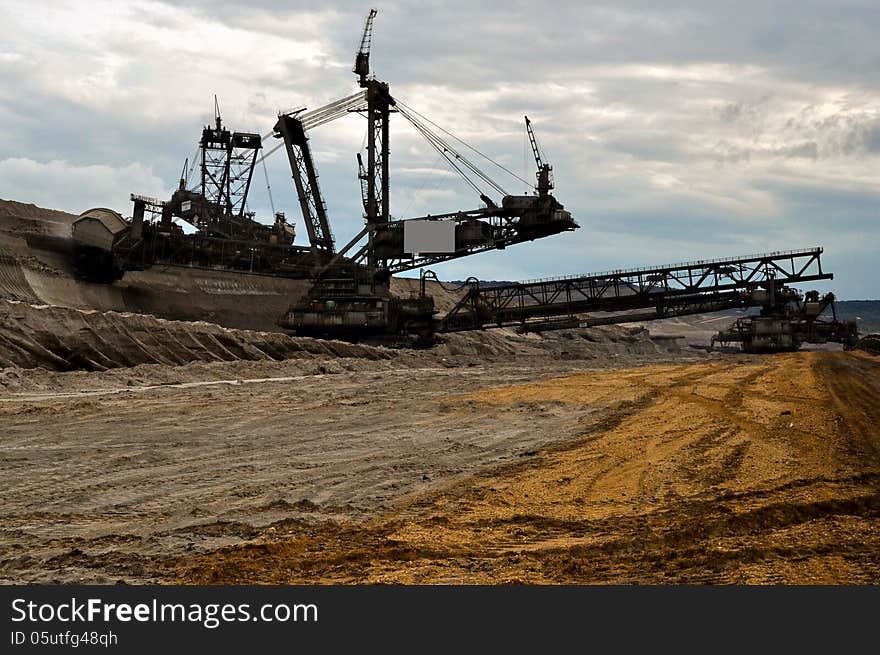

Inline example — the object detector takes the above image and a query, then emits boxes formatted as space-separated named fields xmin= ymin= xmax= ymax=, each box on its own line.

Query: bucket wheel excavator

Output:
xmin=275 ymin=9 xmax=578 ymax=344
xmin=77 ymin=9 xmax=855 ymax=353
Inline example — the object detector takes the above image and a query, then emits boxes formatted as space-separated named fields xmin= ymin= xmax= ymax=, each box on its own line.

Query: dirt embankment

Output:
xmin=171 ymin=351 xmax=880 ymax=585
xmin=0 ymin=298 xmax=397 ymax=372
xmin=0 ymin=199 xmax=77 ymax=238
xmin=0 ymin=198 xmax=312 ymax=330
xmin=0 ymin=198 xmax=472 ymax=333
xmin=0 ymin=289 xmax=684 ymax=374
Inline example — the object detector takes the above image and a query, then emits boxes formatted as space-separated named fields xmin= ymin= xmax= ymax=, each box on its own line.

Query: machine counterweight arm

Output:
xmin=274 ymin=113 xmax=335 ymax=253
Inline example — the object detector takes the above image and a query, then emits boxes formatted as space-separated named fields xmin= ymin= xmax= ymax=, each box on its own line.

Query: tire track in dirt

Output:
xmin=3 ymin=360 xmax=634 ymax=583
xmin=814 ymin=353 xmax=880 ymax=462
xmin=171 ymin=352 xmax=880 ymax=585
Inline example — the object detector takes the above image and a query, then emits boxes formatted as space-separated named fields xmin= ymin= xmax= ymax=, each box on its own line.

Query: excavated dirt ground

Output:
xmin=2 ymin=350 xmax=877 ymax=584
xmin=167 ymin=350 xmax=880 ymax=585
xmin=0 ymin=351 xmax=689 ymax=584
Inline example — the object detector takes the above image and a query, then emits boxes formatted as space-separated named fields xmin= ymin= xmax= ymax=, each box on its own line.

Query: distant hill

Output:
xmin=836 ymin=301 xmax=880 ymax=335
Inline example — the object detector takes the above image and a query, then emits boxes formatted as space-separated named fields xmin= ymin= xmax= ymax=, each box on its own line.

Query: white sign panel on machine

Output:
xmin=403 ymin=220 xmax=455 ymax=254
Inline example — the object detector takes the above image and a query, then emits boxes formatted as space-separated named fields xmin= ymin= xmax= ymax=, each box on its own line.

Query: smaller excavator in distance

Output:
xmin=711 ymin=288 xmax=858 ymax=353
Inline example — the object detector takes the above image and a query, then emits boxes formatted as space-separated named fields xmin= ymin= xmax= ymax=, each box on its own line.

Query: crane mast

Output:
xmin=353 ymin=8 xmax=377 ymax=85
xmin=354 ymin=9 xmax=394 ymax=268
xmin=525 ymin=115 xmax=553 ymax=196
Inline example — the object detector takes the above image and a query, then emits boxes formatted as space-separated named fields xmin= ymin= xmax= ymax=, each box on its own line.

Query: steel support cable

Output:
xmin=255 ymin=92 xmax=369 ymax=166
xmin=399 ymin=150 xmax=446 ymax=218
xmin=404 ymin=109 xmax=509 ymax=196
xmin=300 ymin=92 xmax=368 ymax=130
xmin=255 ymin=142 xmax=284 ymax=167
xmin=302 ymin=92 xmax=367 ymax=122
xmin=398 ymin=106 xmax=506 ymax=196
xmin=423 ymin=271 xmax=480 ymax=293
xmin=261 ymin=154 xmax=276 ymax=216
xmin=399 ymin=109 xmax=483 ymax=196
xmin=396 ymin=98 xmax=532 ymax=189
xmin=398 ymin=106 xmax=500 ymax=191
xmin=304 ymin=108 xmax=365 ymax=130
xmin=257 ymin=92 xmax=364 ymax=139
xmin=185 ymin=143 xmax=200 ymax=189
xmin=301 ymin=96 xmax=352 ymax=120
xmin=302 ymin=105 xmax=360 ymax=129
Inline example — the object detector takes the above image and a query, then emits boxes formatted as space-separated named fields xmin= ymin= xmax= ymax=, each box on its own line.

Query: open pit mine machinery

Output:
xmin=72 ymin=8 xmax=576 ymax=343
xmin=710 ymin=288 xmax=858 ymax=353
xmin=69 ymin=9 xmax=858 ymax=353
xmin=436 ymin=248 xmax=858 ymax=353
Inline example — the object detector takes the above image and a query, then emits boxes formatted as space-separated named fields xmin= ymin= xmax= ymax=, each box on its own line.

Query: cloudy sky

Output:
xmin=1 ymin=0 xmax=877 ymax=297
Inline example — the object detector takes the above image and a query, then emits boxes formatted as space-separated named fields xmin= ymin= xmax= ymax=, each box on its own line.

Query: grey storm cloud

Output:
xmin=0 ymin=0 xmax=877 ymax=298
